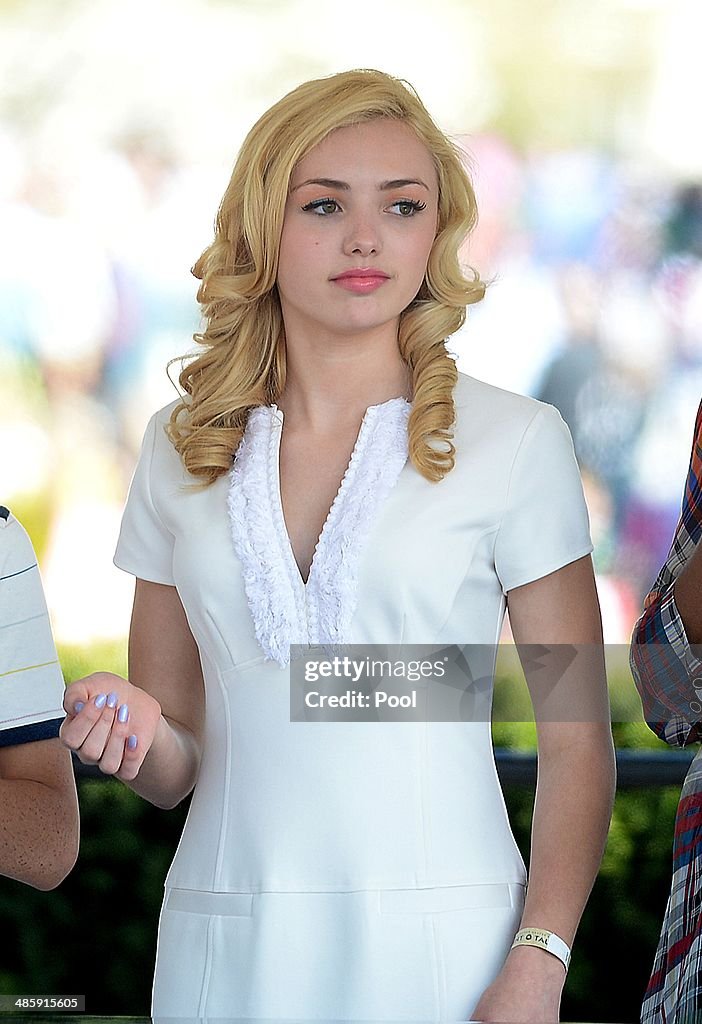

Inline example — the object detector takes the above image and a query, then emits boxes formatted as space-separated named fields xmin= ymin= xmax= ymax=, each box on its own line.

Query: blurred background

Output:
xmin=2 ymin=0 xmax=702 ymax=1019
xmin=4 ymin=0 xmax=702 ymax=648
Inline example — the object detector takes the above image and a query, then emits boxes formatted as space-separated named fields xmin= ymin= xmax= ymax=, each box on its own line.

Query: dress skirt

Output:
xmin=151 ymin=881 xmax=526 ymax=1020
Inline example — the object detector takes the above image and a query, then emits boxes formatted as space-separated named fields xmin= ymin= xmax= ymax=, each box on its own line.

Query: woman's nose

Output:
xmin=342 ymin=214 xmax=381 ymax=257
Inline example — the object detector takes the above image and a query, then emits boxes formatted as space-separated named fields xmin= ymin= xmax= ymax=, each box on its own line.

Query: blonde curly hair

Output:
xmin=167 ymin=68 xmax=485 ymax=485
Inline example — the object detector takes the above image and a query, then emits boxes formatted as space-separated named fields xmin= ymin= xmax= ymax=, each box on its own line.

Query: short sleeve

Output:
xmin=493 ymin=403 xmax=594 ymax=593
xmin=0 ymin=512 xmax=65 ymax=747
xmin=113 ymin=411 xmax=176 ymax=585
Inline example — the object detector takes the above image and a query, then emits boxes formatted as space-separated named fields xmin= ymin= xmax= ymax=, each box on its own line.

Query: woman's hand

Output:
xmin=60 ymin=671 xmax=162 ymax=782
xmin=468 ymin=945 xmax=564 ymax=1022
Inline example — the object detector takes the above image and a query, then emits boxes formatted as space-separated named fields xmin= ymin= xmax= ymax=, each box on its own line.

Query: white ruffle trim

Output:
xmin=226 ymin=398 xmax=411 ymax=666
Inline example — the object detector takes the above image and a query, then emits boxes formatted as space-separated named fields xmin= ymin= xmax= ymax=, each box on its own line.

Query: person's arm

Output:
xmin=0 ymin=738 xmax=79 ymax=890
xmin=60 ymin=579 xmax=205 ymax=810
xmin=471 ymin=554 xmax=615 ymax=1024
xmin=630 ymin=399 xmax=702 ymax=747
xmin=671 ymin=543 xmax=702 ymax=644
xmin=0 ymin=507 xmax=80 ymax=889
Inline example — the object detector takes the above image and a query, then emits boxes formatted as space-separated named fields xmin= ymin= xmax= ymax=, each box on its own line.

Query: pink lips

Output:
xmin=331 ymin=268 xmax=390 ymax=293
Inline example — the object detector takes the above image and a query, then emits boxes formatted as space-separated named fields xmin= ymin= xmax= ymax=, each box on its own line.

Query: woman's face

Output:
xmin=277 ymin=118 xmax=439 ymax=341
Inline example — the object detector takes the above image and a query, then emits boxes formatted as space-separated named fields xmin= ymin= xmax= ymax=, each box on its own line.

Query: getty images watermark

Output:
xmin=288 ymin=643 xmax=629 ymax=724
xmin=289 ymin=642 xmax=702 ymax=725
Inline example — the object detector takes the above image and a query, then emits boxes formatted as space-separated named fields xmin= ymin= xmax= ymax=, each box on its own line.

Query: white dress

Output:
xmin=113 ymin=370 xmax=593 ymax=1021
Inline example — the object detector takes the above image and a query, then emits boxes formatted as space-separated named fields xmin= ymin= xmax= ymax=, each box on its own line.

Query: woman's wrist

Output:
xmin=504 ymin=943 xmax=568 ymax=983
xmin=511 ymin=925 xmax=571 ymax=971
xmin=126 ymin=714 xmax=196 ymax=809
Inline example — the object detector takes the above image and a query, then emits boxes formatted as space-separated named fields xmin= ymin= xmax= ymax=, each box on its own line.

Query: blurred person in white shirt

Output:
xmin=0 ymin=506 xmax=79 ymax=889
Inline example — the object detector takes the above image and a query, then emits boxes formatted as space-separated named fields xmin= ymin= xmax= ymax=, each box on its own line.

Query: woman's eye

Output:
xmin=300 ymin=198 xmax=427 ymax=217
xmin=390 ymin=199 xmax=427 ymax=217
xmin=301 ymin=198 xmax=340 ymax=216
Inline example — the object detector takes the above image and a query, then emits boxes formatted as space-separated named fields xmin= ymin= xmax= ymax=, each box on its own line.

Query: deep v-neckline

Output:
xmin=269 ymin=401 xmax=392 ymax=590
xmin=226 ymin=395 xmax=411 ymax=665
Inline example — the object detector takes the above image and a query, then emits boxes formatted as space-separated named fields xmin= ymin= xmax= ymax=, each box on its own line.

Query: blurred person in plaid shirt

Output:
xmin=630 ymin=398 xmax=702 ymax=1022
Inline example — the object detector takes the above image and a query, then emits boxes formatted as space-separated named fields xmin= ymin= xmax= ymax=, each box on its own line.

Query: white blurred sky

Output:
xmin=1 ymin=0 xmax=701 ymax=175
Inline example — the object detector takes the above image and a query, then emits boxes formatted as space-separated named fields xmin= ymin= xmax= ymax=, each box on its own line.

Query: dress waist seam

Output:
xmin=165 ymin=878 xmax=528 ymax=896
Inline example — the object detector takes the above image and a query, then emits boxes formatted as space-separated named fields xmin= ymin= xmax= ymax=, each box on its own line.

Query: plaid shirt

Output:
xmin=630 ymin=400 xmax=702 ymax=1021
xmin=640 ymin=748 xmax=702 ymax=1023
xmin=630 ymin=398 xmax=702 ymax=749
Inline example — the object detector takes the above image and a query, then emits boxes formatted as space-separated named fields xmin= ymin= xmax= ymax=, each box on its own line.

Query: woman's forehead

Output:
xmin=291 ymin=120 xmax=438 ymax=187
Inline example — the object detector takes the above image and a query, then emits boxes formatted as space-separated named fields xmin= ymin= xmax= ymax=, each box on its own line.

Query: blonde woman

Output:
xmin=60 ymin=70 xmax=615 ymax=1021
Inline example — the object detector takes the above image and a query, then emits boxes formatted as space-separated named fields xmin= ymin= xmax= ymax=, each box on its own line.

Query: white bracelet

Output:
xmin=510 ymin=927 xmax=571 ymax=971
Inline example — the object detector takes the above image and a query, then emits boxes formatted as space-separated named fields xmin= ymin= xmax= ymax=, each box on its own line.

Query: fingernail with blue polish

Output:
xmin=73 ymin=701 xmax=85 ymax=714
xmin=94 ymin=693 xmax=107 ymax=709
xmin=118 ymin=704 xmax=129 ymax=724
xmin=127 ymin=735 xmax=138 ymax=751
xmin=106 ymin=692 xmax=118 ymax=709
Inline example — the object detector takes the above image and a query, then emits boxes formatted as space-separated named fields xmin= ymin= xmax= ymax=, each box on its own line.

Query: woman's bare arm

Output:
xmin=471 ymin=554 xmax=616 ymax=1022
xmin=124 ymin=579 xmax=205 ymax=807
xmin=508 ymin=553 xmax=615 ymax=946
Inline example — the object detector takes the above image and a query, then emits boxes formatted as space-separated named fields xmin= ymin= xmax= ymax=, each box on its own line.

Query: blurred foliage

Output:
xmin=481 ymin=0 xmax=658 ymax=150
xmin=0 ymin=779 xmax=189 ymax=1014
xmin=0 ymin=640 xmax=691 ymax=1019
xmin=9 ymin=491 xmax=52 ymax=565
xmin=58 ymin=640 xmax=128 ymax=686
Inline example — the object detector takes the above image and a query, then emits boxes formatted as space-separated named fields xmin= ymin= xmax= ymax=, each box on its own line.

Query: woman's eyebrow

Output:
xmin=291 ymin=177 xmax=430 ymax=192
xmin=381 ymin=178 xmax=430 ymax=191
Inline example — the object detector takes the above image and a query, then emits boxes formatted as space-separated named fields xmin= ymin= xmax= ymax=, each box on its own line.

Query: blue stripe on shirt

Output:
xmin=0 ymin=717 xmax=63 ymax=748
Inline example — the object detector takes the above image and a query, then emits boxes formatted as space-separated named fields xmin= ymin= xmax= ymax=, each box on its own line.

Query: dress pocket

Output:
xmin=164 ymin=887 xmax=254 ymax=917
xmin=378 ymin=881 xmax=515 ymax=915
